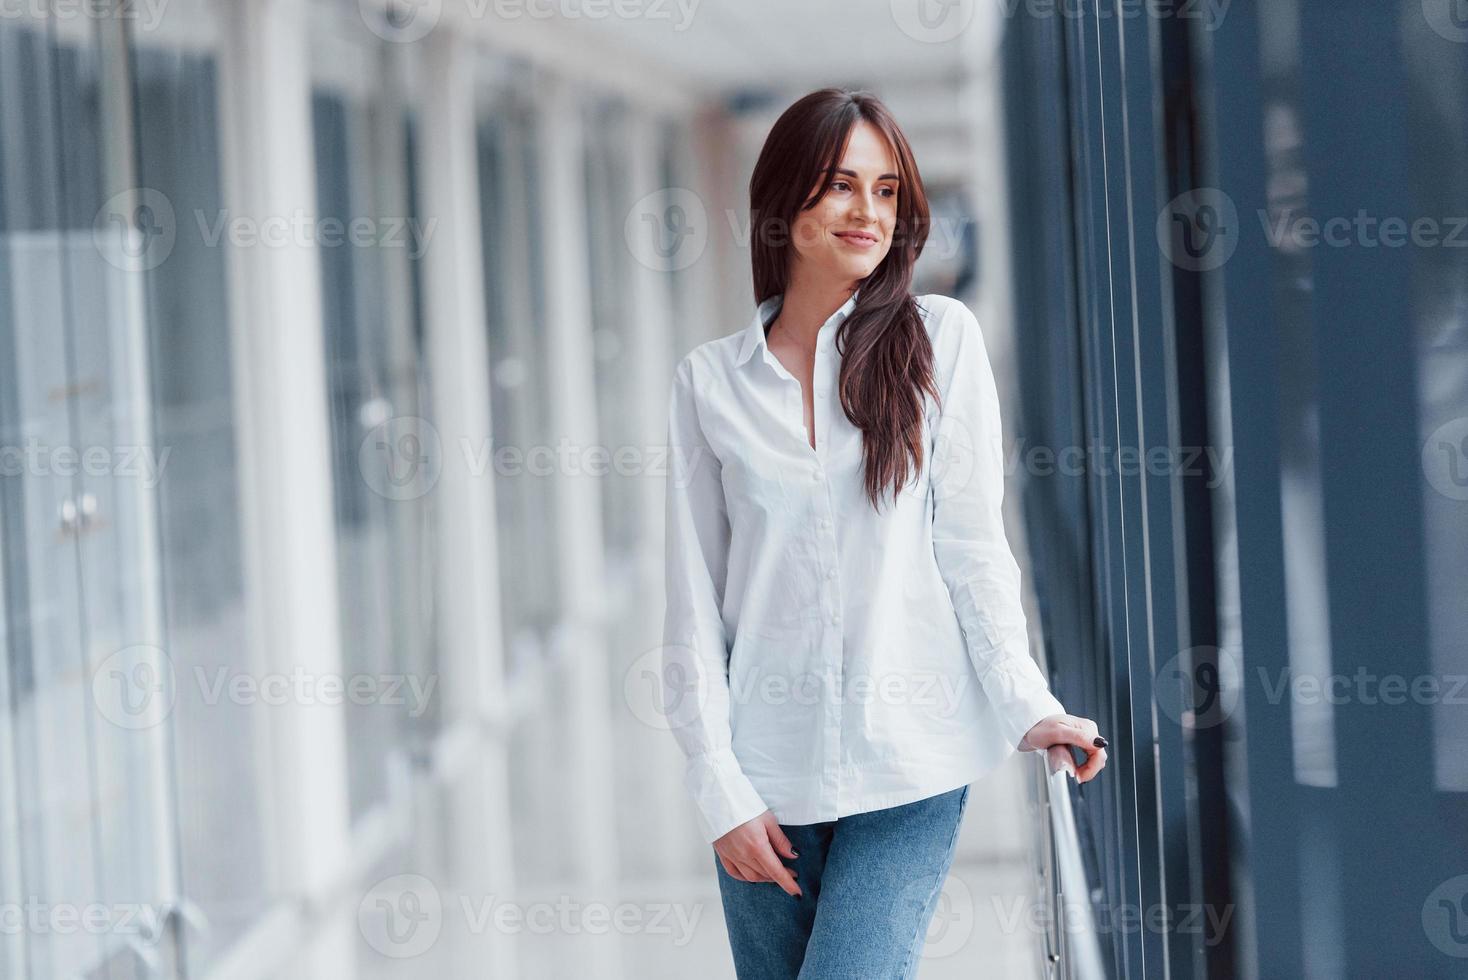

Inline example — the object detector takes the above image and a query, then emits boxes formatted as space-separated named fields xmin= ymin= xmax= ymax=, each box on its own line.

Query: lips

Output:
xmin=834 ymin=230 xmax=879 ymax=246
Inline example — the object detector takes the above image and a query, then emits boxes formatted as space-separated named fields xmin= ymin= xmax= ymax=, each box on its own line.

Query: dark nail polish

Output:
xmin=1093 ymin=737 xmax=1107 ymax=748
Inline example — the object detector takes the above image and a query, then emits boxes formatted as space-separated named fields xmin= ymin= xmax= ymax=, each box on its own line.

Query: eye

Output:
xmin=878 ymin=186 xmax=896 ymax=198
xmin=831 ymin=180 xmax=851 ymax=192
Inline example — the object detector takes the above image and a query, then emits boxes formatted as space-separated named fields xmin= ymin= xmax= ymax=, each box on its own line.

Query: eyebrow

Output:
xmin=836 ymin=168 xmax=899 ymax=181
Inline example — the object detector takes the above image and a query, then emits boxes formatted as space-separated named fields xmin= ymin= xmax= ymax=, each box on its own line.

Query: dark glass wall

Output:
xmin=1001 ymin=0 xmax=1466 ymax=976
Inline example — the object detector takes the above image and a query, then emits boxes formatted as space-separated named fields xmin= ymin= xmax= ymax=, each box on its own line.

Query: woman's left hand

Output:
xmin=1019 ymin=713 xmax=1108 ymax=784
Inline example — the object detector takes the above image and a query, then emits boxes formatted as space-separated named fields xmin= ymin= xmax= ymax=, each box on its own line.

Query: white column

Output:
xmin=534 ymin=74 xmax=624 ymax=978
xmin=214 ymin=0 xmax=353 ymax=974
xmin=619 ymin=109 xmax=693 ymax=878
xmin=415 ymin=27 xmax=519 ymax=979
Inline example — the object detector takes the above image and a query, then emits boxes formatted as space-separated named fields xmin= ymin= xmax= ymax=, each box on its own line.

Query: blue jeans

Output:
xmin=713 ymin=784 xmax=971 ymax=980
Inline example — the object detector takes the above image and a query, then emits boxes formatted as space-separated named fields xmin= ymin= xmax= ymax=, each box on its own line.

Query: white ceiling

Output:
xmin=546 ymin=0 xmax=1000 ymax=100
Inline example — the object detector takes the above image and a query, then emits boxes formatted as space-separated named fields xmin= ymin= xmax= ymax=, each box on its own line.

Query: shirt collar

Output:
xmin=735 ymin=287 xmax=862 ymax=367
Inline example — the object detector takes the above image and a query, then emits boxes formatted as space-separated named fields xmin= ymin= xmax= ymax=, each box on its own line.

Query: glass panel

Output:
xmin=476 ymin=101 xmax=561 ymax=681
xmin=128 ymin=1 xmax=271 ymax=969
xmin=400 ymin=109 xmax=441 ymax=746
xmin=658 ymin=119 xmax=701 ymax=355
xmin=311 ymin=45 xmax=435 ymax=822
xmin=477 ymin=89 xmax=568 ymax=888
xmin=1404 ymin=9 xmax=1468 ymax=794
xmin=584 ymin=99 xmax=662 ymax=876
xmin=583 ymin=100 xmax=639 ymax=590
xmin=57 ymin=13 xmax=185 ymax=979
xmin=0 ymin=15 xmax=104 ymax=975
xmin=1257 ymin=0 xmax=1337 ymax=788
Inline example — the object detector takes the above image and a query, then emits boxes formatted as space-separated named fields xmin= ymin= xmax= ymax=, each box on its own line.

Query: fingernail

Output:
xmin=791 ymin=850 xmax=799 ymax=858
xmin=1093 ymin=737 xmax=1107 ymax=748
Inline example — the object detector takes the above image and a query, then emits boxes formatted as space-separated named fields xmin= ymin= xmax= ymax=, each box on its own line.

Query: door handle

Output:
xmin=57 ymin=492 xmax=102 ymax=538
xmin=78 ymin=491 xmax=98 ymax=530
xmin=58 ymin=497 xmax=80 ymax=537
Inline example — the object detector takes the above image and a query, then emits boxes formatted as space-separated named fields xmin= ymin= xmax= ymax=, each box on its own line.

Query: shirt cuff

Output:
xmin=970 ymin=630 xmax=1067 ymax=751
xmin=684 ymin=747 xmax=769 ymax=844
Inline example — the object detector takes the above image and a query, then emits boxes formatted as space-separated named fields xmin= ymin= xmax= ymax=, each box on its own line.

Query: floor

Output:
xmin=342 ymin=752 xmax=1046 ymax=979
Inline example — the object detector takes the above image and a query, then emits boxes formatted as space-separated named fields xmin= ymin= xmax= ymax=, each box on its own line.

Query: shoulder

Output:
xmin=914 ymin=293 xmax=988 ymax=372
xmin=914 ymin=292 xmax=980 ymax=333
xmin=669 ymin=326 xmax=747 ymax=418
xmin=671 ymin=331 xmax=741 ymax=388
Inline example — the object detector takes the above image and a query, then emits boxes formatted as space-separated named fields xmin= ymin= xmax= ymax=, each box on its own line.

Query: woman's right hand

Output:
xmin=714 ymin=810 xmax=803 ymax=898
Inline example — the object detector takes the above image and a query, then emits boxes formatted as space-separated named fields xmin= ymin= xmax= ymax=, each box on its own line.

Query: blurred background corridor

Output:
xmin=1 ymin=0 xmax=1466 ymax=977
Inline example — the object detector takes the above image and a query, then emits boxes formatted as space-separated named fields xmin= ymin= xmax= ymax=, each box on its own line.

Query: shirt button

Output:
xmin=811 ymin=468 xmax=822 ymax=482
xmin=830 ymin=611 xmax=841 ymax=624
xmin=819 ymin=518 xmax=831 ymax=529
xmin=826 ymin=567 xmax=836 ymax=580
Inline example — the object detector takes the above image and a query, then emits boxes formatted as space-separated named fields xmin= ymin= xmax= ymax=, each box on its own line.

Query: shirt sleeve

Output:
xmin=662 ymin=357 xmax=770 ymax=844
xmin=928 ymin=299 xmax=1066 ymax=751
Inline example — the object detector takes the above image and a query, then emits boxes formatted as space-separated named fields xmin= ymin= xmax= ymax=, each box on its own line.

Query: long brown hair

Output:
xmin=749 ymin=87 xmax=939 ymax=513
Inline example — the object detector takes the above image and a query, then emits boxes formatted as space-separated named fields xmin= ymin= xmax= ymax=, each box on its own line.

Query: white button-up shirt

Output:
xmin=662 ymin=289 xmax=1066 ymax=844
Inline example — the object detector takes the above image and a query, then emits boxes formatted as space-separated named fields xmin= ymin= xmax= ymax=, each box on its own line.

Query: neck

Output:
xmin=769 ymin=269 xmax=860 ymax=348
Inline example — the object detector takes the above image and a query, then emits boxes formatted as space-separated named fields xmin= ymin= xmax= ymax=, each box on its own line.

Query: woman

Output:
xmin=662 ymin=87 xmax=1107 ymax=979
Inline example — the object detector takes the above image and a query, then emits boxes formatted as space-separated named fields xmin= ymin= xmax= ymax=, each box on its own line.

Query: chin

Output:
xmin=833 ymin=257 xmax=876 ymax=278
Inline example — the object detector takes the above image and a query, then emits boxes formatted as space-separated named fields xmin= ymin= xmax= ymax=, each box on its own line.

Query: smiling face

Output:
xmin=789 ymin=120 xmax=900 ymax=285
